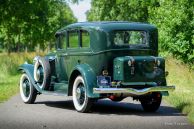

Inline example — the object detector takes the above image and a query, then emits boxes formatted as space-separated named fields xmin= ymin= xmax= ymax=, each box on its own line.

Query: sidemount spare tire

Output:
xmin=34 ymin=57 xmax=51 ymax=90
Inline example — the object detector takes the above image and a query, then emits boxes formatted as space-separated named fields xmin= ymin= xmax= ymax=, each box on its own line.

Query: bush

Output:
xmin=149 ymin=0 xmax=194 ymax=65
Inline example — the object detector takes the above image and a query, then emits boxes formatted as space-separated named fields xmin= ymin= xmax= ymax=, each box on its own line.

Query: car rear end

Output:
xmin=94 ymin=55 xmax=175 ymax=96
xmin=93 ymin=22 xmax=175 ymax=111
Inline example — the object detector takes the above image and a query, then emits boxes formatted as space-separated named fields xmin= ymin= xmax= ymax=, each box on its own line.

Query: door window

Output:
xmin=68 ymin=30 xmax=79 ymax=48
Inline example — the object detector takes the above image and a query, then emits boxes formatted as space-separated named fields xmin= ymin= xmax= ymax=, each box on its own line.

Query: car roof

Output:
xmin=56 ymin=21 xmax=157 ymax=35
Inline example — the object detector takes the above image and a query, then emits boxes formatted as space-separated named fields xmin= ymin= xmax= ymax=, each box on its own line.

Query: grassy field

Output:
xmin=0 ymin=75 xmax=19 ymax=103
xmin=0 ymin=52 xmax=43 ymax=103
xmin=0 ymin=53 xmax=193 ymax=123
xmin=165 ymin=57 xmax=194 ymax=123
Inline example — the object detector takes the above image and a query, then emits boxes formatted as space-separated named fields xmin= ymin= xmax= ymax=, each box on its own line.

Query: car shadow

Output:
xmin=35 ymin=100 xmax=75 ymax=111
xmin=35 ymin=99 xmax=184 ymax=117
xmin=91 ymin=100 xmax=184 ymax=116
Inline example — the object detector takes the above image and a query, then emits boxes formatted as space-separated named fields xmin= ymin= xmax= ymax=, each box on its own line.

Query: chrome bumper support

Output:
xmin=93 ymin=86 xmax=175 ymax=95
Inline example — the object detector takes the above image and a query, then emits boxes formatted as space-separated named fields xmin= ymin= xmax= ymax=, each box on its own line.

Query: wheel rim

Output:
xmin=22 ymin=79 xmax=30 ymax=97
xmin=73 ymin=76 xmax=87 ymax=111
xmin=76 ymin=83 xmax=85 ymax=106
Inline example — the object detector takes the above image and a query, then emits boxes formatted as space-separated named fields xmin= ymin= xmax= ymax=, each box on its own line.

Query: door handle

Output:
xmin=60 ymin=53 xmax=68 ymax=57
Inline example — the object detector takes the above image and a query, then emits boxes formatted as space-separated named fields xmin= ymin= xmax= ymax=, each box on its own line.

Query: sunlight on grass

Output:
xmin=165 ymin=57 xmax=194 ymax=123
xmin=0 ymin=75 xmax=19 ymax=103
xmin=0 ymin=52 xmax=44 ymax=103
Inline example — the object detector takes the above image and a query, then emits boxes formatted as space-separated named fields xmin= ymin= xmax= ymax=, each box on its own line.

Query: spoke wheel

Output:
xmin=72 ymin=76 xmax=94 ymax=113
xmin=20 ymin=74 xmax=37 ymax=104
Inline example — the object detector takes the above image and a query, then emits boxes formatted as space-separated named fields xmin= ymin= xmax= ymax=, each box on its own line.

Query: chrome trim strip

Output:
xmin=93 ymin=86 xmax=175 ymax=95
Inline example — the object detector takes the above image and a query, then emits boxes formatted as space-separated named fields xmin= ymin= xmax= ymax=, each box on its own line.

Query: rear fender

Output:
xmin=72 ymin=64 xmax=99 ymax=98
xmin=18 ymin=64 xmax=42 ymax=93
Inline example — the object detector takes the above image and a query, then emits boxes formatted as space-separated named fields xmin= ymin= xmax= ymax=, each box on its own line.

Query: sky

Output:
xmin=68 ymin=0 xmax=91 ymax=22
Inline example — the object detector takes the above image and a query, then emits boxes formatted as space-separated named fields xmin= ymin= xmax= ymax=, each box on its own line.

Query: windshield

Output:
xmin=112 ymin=30 xmax=148 ymax=46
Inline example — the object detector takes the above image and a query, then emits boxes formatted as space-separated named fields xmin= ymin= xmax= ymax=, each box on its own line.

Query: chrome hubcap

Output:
xmin=22 ymin=79 xmax=30 ymax=97
xmin=76 ymin=83 xmax=85 ymax=105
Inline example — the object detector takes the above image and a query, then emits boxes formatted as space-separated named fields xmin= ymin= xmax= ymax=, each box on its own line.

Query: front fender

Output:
xmin=18 ymin=64 xmax=42 ymax=93
xmin=74 ymin=64 xmax=99 ymax=98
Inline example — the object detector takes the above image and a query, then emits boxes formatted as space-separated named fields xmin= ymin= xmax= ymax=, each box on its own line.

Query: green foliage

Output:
xmin=149 ymin=0 xmax=194 ymax=64
xmin=87 ymin=0 xmax=157 ymax=22
xmin=0 ymin=0 xmax=77 ymax=53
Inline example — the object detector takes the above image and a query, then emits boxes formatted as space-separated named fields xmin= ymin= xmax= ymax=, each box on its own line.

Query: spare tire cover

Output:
xmin=34 ymin=57 xmax=51 ymax=90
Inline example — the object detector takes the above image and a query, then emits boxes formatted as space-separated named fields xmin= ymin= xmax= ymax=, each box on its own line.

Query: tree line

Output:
xmin=87 ymin=0 xmax=194 ymax=64
xmin=0 ymin=0 xmax=77 ymax=53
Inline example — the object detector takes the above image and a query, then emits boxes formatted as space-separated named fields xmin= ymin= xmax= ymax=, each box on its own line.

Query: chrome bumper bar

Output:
xmin=93 ymin=86 xmax=175 ymax=95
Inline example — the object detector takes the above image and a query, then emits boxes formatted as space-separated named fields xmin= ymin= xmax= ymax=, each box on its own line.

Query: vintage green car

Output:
xmin=19 ymin=21 xmax=175 ymax=112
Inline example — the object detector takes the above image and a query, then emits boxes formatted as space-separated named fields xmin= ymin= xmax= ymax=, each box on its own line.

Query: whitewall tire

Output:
xmin=72 ymin=76 xmax=93 ymax=112
xmin=20 ymin=73 xmax=37 ymax=104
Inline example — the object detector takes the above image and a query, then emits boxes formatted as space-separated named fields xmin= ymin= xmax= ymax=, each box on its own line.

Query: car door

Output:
xmin=55 ymin=31 xmax=69 ymax=82
xmin=65 ymin=29 xmax=80 ymax=76
xmin=66 ymin=29 xmax=91 ymax=76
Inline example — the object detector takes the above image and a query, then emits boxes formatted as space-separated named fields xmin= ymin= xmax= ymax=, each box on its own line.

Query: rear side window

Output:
xmin=81 ymin=30 xmax=90 ymax=48
xmin=68 ymin=30 xmax=79 ymax=48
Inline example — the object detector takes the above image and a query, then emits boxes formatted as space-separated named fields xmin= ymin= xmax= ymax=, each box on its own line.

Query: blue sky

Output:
xmin=68 ymin=0 xmax=91 ymax=22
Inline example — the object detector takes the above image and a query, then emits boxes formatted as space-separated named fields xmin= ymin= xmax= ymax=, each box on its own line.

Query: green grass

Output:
xmin=0 ymin=52 xmax=44 ymax=103
xmin=0 ymin=75 xmax=19 ymax=103
xmin=165 ymin=56 xmax=194 ymax=123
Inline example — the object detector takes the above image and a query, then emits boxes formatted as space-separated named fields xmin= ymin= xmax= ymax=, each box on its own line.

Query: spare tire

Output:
xmin=34 ymin=57 xmax=51 ymax=90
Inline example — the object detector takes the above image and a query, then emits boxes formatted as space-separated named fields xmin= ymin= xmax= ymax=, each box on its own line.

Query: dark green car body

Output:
xmin=19 ymin=22 xmax=175 ymax=110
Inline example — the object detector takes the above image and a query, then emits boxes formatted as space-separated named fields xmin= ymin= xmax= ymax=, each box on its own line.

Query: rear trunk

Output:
xmin=113 ymin=56 xmax=166 ymax=86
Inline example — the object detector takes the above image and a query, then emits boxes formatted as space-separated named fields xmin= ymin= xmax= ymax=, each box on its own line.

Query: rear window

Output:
xmin=112 ymin=30 xmax=148 ymax=46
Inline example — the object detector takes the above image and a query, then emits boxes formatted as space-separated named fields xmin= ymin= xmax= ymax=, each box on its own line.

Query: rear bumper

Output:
xmin=93 ymin=86 xmax=175 ymax=95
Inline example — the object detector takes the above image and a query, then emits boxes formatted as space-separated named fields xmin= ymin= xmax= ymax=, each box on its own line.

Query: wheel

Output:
xmin=34 ymin=57 xmax=51 ymax=90
xmin=72 ymin=76 xmax=94 ymax=113
xmin=140 ymin=92 xmax=162 ymax=112
xmin=20 ymin=73 xmax=37 ymax=104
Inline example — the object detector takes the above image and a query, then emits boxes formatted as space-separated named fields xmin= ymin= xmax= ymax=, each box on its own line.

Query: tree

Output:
xmin=149 ymin=0 xmax=194 ymax=64
xmin=87 ymin=0 xmax=155 ymax=22
xmin=0 ymin=0 xmax=77 ymax=53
